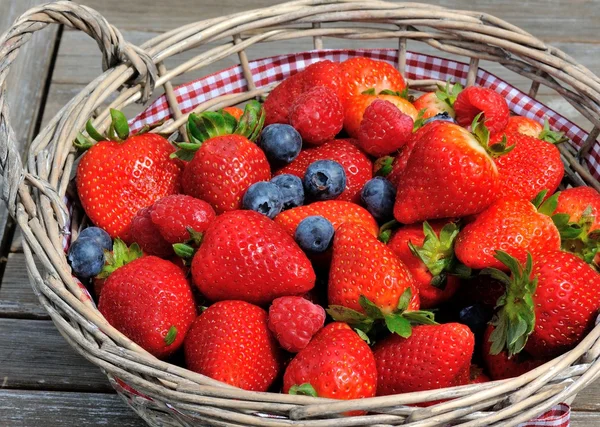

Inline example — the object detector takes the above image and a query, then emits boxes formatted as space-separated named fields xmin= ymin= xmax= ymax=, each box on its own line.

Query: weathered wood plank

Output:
xmin=0 ymin=253 xmax=48 ymax=319
xmin=0 ymin=318 xmax=112 ymax=392
xmin=571 ymin=410 xmax=600 ymax=426
xmin=0 ymin=389 xmax=144 ymax=427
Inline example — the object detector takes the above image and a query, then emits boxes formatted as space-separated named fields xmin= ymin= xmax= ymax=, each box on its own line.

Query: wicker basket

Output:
xmin=1 ymin=1 xmax=600 ymax=426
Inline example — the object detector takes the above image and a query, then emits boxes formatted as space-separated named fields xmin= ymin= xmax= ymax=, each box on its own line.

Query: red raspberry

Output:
xmin=268 ymin=296 xmax=326 ymax=353
xmin=453 ymin=86 xmax=509 ymax=134
xmin=130 ymin=207 xmax=172 ymax=257
xmin=289 ymin=86 xmax=344 ymax=146
xmin=151 ymin=194 xmax=216 ymax=244
xmin=357 ymin=99 xmax=414 ymax=156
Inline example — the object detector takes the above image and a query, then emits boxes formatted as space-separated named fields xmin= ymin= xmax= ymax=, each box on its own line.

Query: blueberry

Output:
xmin=361 ymin=177 xmax=397 ymax=222
xmin=242 ymin=181 xmax=284 ymax=219
xmin=303 ymin=160 xmax=346 ymax=201
xmin=459 ymin=304 xmax=492 ymax=336
xmin=295 ymin=216 xmax=335 ymax=253
xmin=78 ymin=226 xmax=113 ymax=251
xmin=67 ymin=237 xmax=105 ymax=278
xmin=423 ymin=111 xmax=456 ymax=126
xmin=259 ymin=124 xmax=302 ymax=165
xmin=270 ymin=174 xmax=304 ymax=210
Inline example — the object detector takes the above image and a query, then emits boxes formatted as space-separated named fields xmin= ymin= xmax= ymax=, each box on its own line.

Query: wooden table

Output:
xmin=1 ymin=0 xmax=600 ymax=425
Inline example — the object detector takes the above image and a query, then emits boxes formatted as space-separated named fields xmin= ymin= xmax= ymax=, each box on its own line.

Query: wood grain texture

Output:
xmin=0 ymin=253 xmax=48 ymax=319
xmin=0 ymin=318 xmax=112 ymax=392
xmin=0 ymin=390 xmax=144 ymax=426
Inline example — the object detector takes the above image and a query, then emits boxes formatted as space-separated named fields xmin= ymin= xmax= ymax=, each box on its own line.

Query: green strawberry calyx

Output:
xmin=378 ymin=219 xmax=399 ymax=244
xmin=164 ymin=325 xmax=178 ymax=346
xmin=435 ymin=80 xmax=463 ymax=109
xmin=374 ymin=156 xmax=395 ymax=178
xmin=327 ymin=288 xmax=437 ymax=339
xmin=171 ymin=101 xmax=266 ymax=161
xmin=412 ymin=108 xmax=428 ymax=131
xmin=484 ymin=250 xmax=537 ymax=358
xmin=96 ymin=238 xmax=143 ymax=280
xmin=471 ymin=113 xmax=515 ymax=158
xmin=74 ymin=109 xmax=131 ymax=150
xmin=289 ymin=383 xmax=318 ymax=397
xmin=172 ymin=227 xmax=204 ymax=264
xmin=408 ymin=221 xmax=472 ymax=289
xmin=539 ymin=120 xmax=569 ymax=145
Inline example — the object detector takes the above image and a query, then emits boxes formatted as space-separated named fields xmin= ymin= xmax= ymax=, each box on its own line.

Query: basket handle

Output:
xmin=0 ymin=0 xmax=157 ymax=217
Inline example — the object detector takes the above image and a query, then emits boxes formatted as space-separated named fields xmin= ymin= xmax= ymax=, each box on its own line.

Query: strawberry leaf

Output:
xmin=326 ymin=305 xmax=374 ymax=334
xmin=354 ymin=328 xmax=371 ymax=344
xmin=402 ymin=310 xmax=438 ymax=326
xmin=359 ymin=295 xmax=385 ymax=320
xmin=96 ymin=239 xmax=142 ymax=279
xmin=531 ymin=190 xmax=549 ymax=209
xmin=289 ymin=383 xmax=318 ymax=397
xmin=384 ymin=314 xmax=412 ymax=338
xmin=539 ymin=119 xmax=568 ymax=145
xmin=235 ymin=101 xmax=265 ymax=142
xmin=396 ymin=287 xmax=413 ymax=312
xmin=412 ymin=108 xmax=427 ymax=131
xmin=378 ymin=220 xmax=399 ymax=244
xmin=73 ymin=133 xmax=95 ymax=151
xmin=109 ymin=109 xmax=130 ymax=141
xmin=435 ymin=80 xmax=462 ymax=108
xmin=85 ymin=119 xmax=106 ymax=142
xmin=173 ymin=243 xmax=196 ymax=259
xmin=361 ymin=88 xmax=376 ymax=95
xmin=537 ymin=192 xmax=560 ymax=216
xmin=374 ymin=156 xmax=394 ymax=177
xmin=164 ymin=326 xmax=177 ymax=345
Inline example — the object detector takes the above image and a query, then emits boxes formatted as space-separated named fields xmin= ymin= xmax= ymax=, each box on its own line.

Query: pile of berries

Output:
xmin=67 ymin=57 xmax=600 ymax=404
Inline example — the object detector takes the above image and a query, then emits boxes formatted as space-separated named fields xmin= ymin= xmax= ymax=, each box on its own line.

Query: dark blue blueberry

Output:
xmin=423 ymin=111 xmax=456 ymax=126
xmin=361 ymin=177 xmax=397 ymax=222
xmin=78 ymin=226 xmax=113 ymax=251
xmin=242 ymin=181 xmax=284 ymax=219
xmin=259 ymin=124 xmax=302 ymax=165
xmin=294 ymin=216 xmax=335 ymax=253
xmin=270 ymin=174 xmax=304 ymax=210
xmin=67 ymin=237 xmax=105 ymax=278
xmin=458 ymin=304 xmax=491 ymax=336
xmin=303 ymin=160 xmax=346 ymax=201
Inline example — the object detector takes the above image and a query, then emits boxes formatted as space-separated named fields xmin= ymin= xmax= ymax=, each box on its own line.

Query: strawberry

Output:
xmin=275 ymin=139 xmax=372 ymax=203
xmin=150 ymin=194 xmax=215 ymax=244
xmin=469 ymin=365 xmax=491 ymax=384
xmin=412 ymin=82 xmax=460 ymax=120
xmin=453 ymin=86 xmax=509 ymax=134
xmin=455 ymin=197 xmax=561 ymax=271
xmin=184 ymin=300 xmax=281 ymax=391
xmin=130 ymin=206 xmax=173 ymax=257
xmin=488 ymin=250 xmax=600 ymax=359
xmin=489 ymin=131 xmax=564 ymax=201
xmin=553 ymin=186 xmax=600 ymax=265
xmin=340 ymin=57 xmax=406 ymax=103
xmin=268 ymin=296 xmax=326 ymax=353
xmin=289 ymin=86 xmax=344 ymax=145
xmin=283 ymin=322 xmax=377 ymax=406
xmin=503 ymin=116 xmax=543 ymax=137
xmin=93 ymin=239 xmax=143 ymax=299
xmin=344 ymin=94 xmax=418 ymax=139
xmin=182 ymin=134 xmax=270 ymax=213
xmin=191 ymin=210 xmax=315 ymax=305
xmin=274 ymin=200 xmax=379 ymax=238
xmin=76 ymin=110 xmax=182 ymax=240
xmin=264 ymin=60 xmax=343 ymax=125
xmin=357 ymin=99 xmax=414 ymax=156
xmin=393 ymin=120 xmax=499 ymax=224
xmin=98 ymin=256 xmax=197 ymax=358
xmin=388 ymin=221 xmax=465 ymax=308
xmin=483 ymin=325 xmax=546 ymax=380
xmin=373 ymin=323 xmax=474 ymax=396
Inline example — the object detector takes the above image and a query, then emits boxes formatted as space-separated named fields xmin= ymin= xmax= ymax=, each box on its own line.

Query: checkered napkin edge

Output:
xmin=129 ymin=47 xmax=599 ymax=181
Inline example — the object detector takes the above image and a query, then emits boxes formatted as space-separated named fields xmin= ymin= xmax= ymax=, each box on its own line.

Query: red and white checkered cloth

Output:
xmin=129 ymin=48 xmax=599 ymax=181
xmin=128 ymin=49 xmax=579 ymax=425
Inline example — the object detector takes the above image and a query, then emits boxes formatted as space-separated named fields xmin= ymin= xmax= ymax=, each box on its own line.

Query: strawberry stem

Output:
xmin=471 ymin=113 xmax=514 ymax=158
xmin=164 ymin=325 xmax=177 ymax=345
xmin=289 ymin=383 xmax=318 ymax=397
xmin=539 ymin=120 xmax=568 ymax=145
xmin=96 ymin=239 xmax=143 ymax=279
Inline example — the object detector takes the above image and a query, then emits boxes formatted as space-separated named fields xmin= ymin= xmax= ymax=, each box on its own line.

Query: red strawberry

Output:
xmin=412 ymin=83 xmax=459 ymax=120
xmin=98 ymin=256 xmax=197 ymax=358
xmin=328 ymin=222 xmax=419 ymax=317
xmin=191 ymin=210 xmax=315 ymax=305
xmin=503 ymin=116 xmax=543 ymax=137
xmin=130 ymin=206 xmax=173 ymax=257
xmin=76 ymin=112 xmax=182 ymax=240
xmin=344 ymin=94 xmax=418 ymax=139
xmin=453 ymin=86 xmax=509 ymax=134
xmin=276 ymin=139 xmax=372 ymax=203
xmin=483 ymin=325 xmax=546 ymax=380
xmin=394 ymin=121 xmax=499 ymax=224
xmin=274 ymin=200 xmax=379 ymax=238
xmin=340 ymin=57 xmax=406 ymax=103
xmin=488 ymin=250 xmax=600 ymax=359
xmin=182 ymin=134 xmax=271 ymax=213
xmin=150 ymin=194 xmax=215 ymax=244
xmin=469 ymin=365 xmax=491 ymax=384
xmin=184 ymin=300 xmax=281 ymax=391
xmin=357 ymin=99 xmax=414 ymax=156
xmin=490 ymin=131 xmax=564 ymax=201
xmin=268 ymin=296 xmax=326 ymax=353
xmin=388 ymin=221 xmax=463 ymax=308
xmin=455 ymin=197 xmax=560 ymax=271
xmin=264 ymin=60 xmax=343 ymax=125
xmin=94 ymin=239 xmax=143 ymax=299
xmin=289 ymin=86 xmax=343 ymax=145
xmin=555 ymin=187 xmax=600 ymax=230
xmin=373 ymin=323 xmax=474 ymax=396
xmin=283 ymin=322 xmax=377 ymax=406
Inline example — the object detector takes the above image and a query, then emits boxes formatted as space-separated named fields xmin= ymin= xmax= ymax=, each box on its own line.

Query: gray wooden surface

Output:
xmin=0 ymin=0 xmax=599 ymax=425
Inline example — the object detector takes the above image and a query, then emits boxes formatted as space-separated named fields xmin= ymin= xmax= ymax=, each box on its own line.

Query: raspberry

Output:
xmin=289 ymin=86 xmax=344 ymax=146
xmin=357 ymin=99 xmax=414 ymax=156
xmin=130 ymin=207 xmax=172 ymax=257
xmin=150 ymin=194 xmax=216 ymax=244
xmin=453 ymin=86 xmax=509 ymax=134
xmin=268 ymin=296 xmax=326 ymax=352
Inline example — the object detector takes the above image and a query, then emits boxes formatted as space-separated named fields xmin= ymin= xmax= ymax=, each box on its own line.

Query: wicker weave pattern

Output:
xmin=1 ymin=1 xmax=600 ymax=426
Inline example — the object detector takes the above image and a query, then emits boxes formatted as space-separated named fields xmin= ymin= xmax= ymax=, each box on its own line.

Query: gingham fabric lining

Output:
xmin=518 ymin=404 xmax=571 ymax=427
xmin=129 ymin=48 xmax=599 ymax=181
